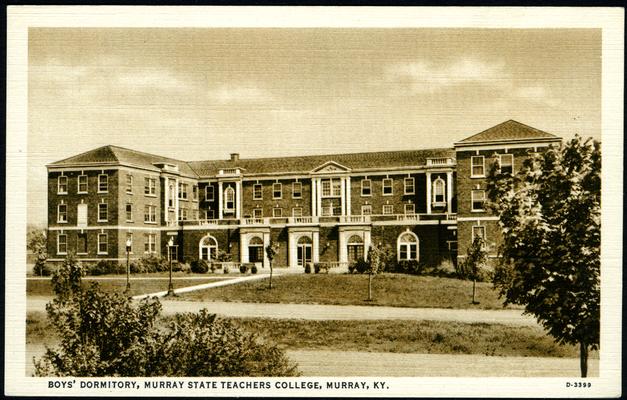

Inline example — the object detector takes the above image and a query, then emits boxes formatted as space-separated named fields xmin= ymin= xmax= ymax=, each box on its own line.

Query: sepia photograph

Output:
xmin=6 ymin=6 xmax=623 ymax=397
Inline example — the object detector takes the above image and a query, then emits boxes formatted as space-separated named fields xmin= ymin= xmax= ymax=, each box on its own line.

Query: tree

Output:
xmin=27 ymin=226 xmax=47 ymax=255
xmin=459 ymin=236 xmax=488 ymax=304
xmin=34 ymin=254 xmax=299 ymax=377
xmin=265 ymin=241 xmax=280 ymax=289
xmin=487 ymin=135 xmax=600 ymax=377
xmin=365 ymin=244 xmax=391 ymax=301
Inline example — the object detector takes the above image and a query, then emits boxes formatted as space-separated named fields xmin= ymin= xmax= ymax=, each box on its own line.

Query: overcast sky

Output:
xmin=28 ymin=28 xmax=601 ymax=226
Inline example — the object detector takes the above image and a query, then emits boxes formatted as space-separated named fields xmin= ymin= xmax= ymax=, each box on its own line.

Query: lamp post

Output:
xmin=125 ymin=237 xmax=132 ymax=294
xmin=167 ymin=237 xmax=175 ymax=296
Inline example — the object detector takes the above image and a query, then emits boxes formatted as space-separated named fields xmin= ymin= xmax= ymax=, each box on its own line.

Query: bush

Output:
xmin=190 ymin=259 xmax=209 ymax=274
xmin=353 ymin=258 xmax=370 ymax=274
xmin=33 ymin=258 xmax=52 ymax=276
xmin=239 ymin=264 xmax=249 ymax=274
xmin=348 ymin=263 xmax=356 ymax=274
xmin=178 ymin=263 xmax=192 ymax=274
xmin=223 ymin=266 xmax=230 ymax=274
xmin=34 ymin=255 xmax=299 ymax=377
xmin=129 ymin=261 xmax=143 ymax=274
xmin=88 ymin=260 xmax=120 ymax=276
xmin=139 ymin=255 xmax=169 ymax=273
xmin=313 ymin=263 xmax=320 ymax=274
xmin=251 ymin=265 xmax=258 ymax=274
xmin=304 ymin=263 xmax=312 ymax=274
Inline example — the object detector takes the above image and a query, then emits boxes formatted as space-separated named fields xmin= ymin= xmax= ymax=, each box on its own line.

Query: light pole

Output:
xmin=167 ymin=237 xmax=175 ymax=296
xmin=125 ymin=237 xmax=132 ymax=294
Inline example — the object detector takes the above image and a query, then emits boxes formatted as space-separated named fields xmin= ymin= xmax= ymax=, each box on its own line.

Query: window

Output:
xmin=77 ymin=232 xmax=87 ymax=254
xmin=383 ymin=204 xmax=394 ymax=215
xmin=205 ymin=185 xmax=214 ymax=201
xmin=361 ymin=205 xmax=372 ymax=215
xmin=178 ymin=209 xmax=188 ymax=221
xmin=273 ymin=183 xmax=282 ymax=199
xmin=382 ymin=178 xmax=393 ymax=195
xmin=57 ymin=204 xmax=67 ymax=223
xmin=273 ymin=208 xmax=283 ymax=218
xmin=126 ymin=233 xmax=133 ymax=253
xmin=126 ymin=174 xmax=133 ymax=194
xmin=205 ymin=209 xmax=215 ymax=220
xmin=471 ymin=190 xmax=486 ymax=211
xmin=57 ymin=176 xmax=68 ymax=194
xmin=292 ymin=182 xmax=302 ymax=199
xmin=224 ymin=186 xmax=235 ymax=212
xmin=98 ymin=203 xmax=108 ymax=222
xmin=361 ymin=179 xmax=372 ymax=196
xmin=471 ymin=156 xmax=485 ymax=177
xmin=347 ymin=235 xmax=364 ymax=263
xmin=144 ymin=178 xmax=156 ymax=196
xmin=77 ymin=175 xmax=88 ymax=193
xmin=192 ymin=185 xmax=198 ymax=201
xmin=297 ymin=236 xmax=313 ymax=266
xmin=98 ymin=174 xmax=108 ymax=193
xmin=253 ymin=184 xmax=263 ymax=200
xmin=248 ymin=236 xmax=264 ymax=263
xmin=321 ymin=180 xmax=331 ymax=197
xmin=404 ymin=203 xmax=415 ymax=214
xmin=77 ymin=204 xmax=87 ymax=227
xmin=499 ymin=154 xmax=514 ymax=174
xmin=321 ymin=179 xmax=341 ymax=197
xmin=179 ymin=183 xmax=188 ymax=200
xmin=199 ymin=235 xmax=218 ymax=261
xmin=125 ymin=203 xmax=133 ymax=222
xmin=57 ymin=233 xmax=67 ymax=255
xmin=168 ymin=184 xmax=175 ymax=207
xmin=98 ymin=233 xmax=108 ymax=255
xmin=144 ymin=205 xmax=157 ymax=223
xmin=404 ymin=177 xmax=415 ymax=195
xmin=398 ymin=232 xmax=419 ymax=261
xmin=292 ymin=207 xmax=303 ymax=217
xmin=144 ymin=233 xmax=157 ymax=253
xmin=253 ymin=208 xmax=263 ymax=218
xmin=433 ymin=178 xmax=446 ymax=204
xmin=472 ymin=225 xmax=487 ymax=243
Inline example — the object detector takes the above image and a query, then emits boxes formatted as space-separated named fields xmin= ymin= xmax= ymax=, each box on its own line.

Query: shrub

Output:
xmin=190 ymin=259 xmax=209 ymax=274
xmin=33 ymin=257 xmax=52 ymax=276
xmin=353 ymin=258 xmax=370 ymax=274
xmin=251 ymin=265 xmax=258 ymax=274
xmin=210 ymin=262 xmax=217 ymax=273
xmin=304 ymin=263 xmax=312 ymax=274
xmin=347 ymin=263 xmax=356 ymax=274
xmin=239 ymin=264 xmax=249 ymax=274
xmin=313 ymin=263 xmax=320 ymax=274
xmin=178 ymin=263 xmax=192 ymax=274
xmin=88 ymin=260 xmax=120 ymax=276
xmin=139 ymin=255 xmax=169 ymax=273
xmin=129 ymin=261 xmax=143 ymax=274
xmin=223 ymin=266 xmax=230 ymax=274
xmin=34 ymin=254 xmax=299 ymax=377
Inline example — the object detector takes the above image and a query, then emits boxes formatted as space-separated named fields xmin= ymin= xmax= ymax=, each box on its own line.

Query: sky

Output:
xmin=28 ymin=28 xmax=601 ymax=226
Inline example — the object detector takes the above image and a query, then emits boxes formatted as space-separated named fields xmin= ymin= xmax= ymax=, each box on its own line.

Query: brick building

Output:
xmin=46 ymin=120 xmax=561 ymax=270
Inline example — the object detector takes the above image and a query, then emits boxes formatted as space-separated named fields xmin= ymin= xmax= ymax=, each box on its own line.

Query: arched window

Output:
xmin=224 ymin=186 xmax=235 ymax=212
xmin=432 ymin=178 xmax=446 ymax=204
xmin=297 ymin=236 xmax=313 ymax=266
xmin=199 ymin=235 xmax=218 ymax=261
xmin=347 ymin=234 xmax=364 ymax=263
xmin=397 ymin=231 xmax=419 ymax=261
xmin=248 ymin=236 xmax=264 ymax=263
xmin=168 ymin=184 xmax=175 ymax=207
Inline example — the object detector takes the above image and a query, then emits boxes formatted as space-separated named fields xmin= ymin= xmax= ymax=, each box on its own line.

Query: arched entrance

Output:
xmin=297 ymin=236 xmax=313 ymax=267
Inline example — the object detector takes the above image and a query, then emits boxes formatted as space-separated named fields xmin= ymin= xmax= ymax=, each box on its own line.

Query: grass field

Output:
xmin=27 ymin=277 xmax=230 ymax=297
xmin=26 ymin=311 xmax=594 ymax=360
xmin=177 ymin=273 xmax=520 ymax=310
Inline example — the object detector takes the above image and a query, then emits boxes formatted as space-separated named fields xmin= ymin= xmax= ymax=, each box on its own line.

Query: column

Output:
xmin=289 ymin=232 xmax=297 ymax=268
xmin=338 ymin=230 xmax=347 ymax=263
xmin=340 ymin=177 xmax=346 ymax=216
xmin=175 ymin=178 xmax=180 ymax=222
xmin=240 ymin=233 xmax=247 ymax=264
xmin=311 ymin=178 xmax=317 ymax=217
xmin=235 ymin=180 xmax=242 ymax=220
xmin=164 ymin=178 xmax=169 ymax=223
xmin=364 ymin=230 xmax=371 ymax=261
xmin=346 ymin=177 xmax=351 ymax=216
xmin=263 ymin=232 xmax=270 ymax=267
xmin=218 ymin=181 xmax=223 ymax=220
xmin=426 ymin=172 xmax=432 ymax=214
xmin=316 ymin=179 xmax=322 ymax=217
xmin=313 ymin=231 xmax=320 ymax=263
xmin=446 ymin=171 xmax=453 ymax=214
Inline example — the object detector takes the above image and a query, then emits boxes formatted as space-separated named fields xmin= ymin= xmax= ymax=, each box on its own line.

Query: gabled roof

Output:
xmin=455 ymin=120 xmax=560 ymax=145
xmin=48 ymin=145 xmax=198 ymax=177
xmin=187 ymin=148 xmax=455 ymax=177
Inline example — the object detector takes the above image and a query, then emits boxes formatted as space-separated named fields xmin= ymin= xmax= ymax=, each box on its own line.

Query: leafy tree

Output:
xmin=487 ymin=136 xmax=600 ymax=377
xmin=34 ymin=254 xmax=299 ymax=377
xmin=459 ymin=236 xmax=488 ymax=304
xmin=27 ymin=226 xmax=47 ymax=256
xmin=365 ymin=244 xmax=391 ymax=301
xmin=265 ymin=241 xmax=280 ymax=289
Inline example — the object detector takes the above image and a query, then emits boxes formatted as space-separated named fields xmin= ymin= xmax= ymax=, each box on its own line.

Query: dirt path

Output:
xmin=287 ymin=350 xmax=598 ymax=377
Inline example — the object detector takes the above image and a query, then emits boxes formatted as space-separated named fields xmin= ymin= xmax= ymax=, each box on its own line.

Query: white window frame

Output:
xmin=98 ymin=203 xmax=108 ymax=222
xmin=273 ymin=207 xmax=283 ymax=218
xmin=144 ymin=204 xmax=157 ymax=223
xmin=126 ymin=203 xmax=133 ymax=222
xmin=144 ymin=177 xmax=157 ymax=196
xmin=382 ymin=178 xmax=393 ymax=196
xmin=472 ymin=225 xmax=487 ymax=243
xmin=382 ymin=204 xmax=394 ymax=215
xmin=192 ymin=185 xmax=198 ymax=201
xmin=499 ymin=154 xmax=514 ymax=174
xmin=57 ymin=204 xmax=68 ymax=223
xmin=224 ymin=186 xmax=235 ymax=212
xmin=397 ymin=231 xmax=419 ymax=262
xmin=178 ymin=208 xmax=188 ymax=221
xmin=126 ymin=233 xmax=133 ymax=254
xmin=76 ymin=232 xmax=88 ymax=255
xmin=77 ymin=174 xmax=88 ymax=194
xmin=404 ymin=177 xmax=415 ymax=195
xmin=253 ymin=208 xmax=263 ymax=218
xmin=321 ymin=179 xmax=341 ymax=198
xmin=57 ymin=176 xmax=68 ymax=194
xmin=292 ymin=207 xmax=303 ymax=217
xmin=471 ymin=190 xmax=486 ymax=212
xmin=292 ymin=182 xmax=302 ymax=199
xmin=199 ymin=235 xmax=218 ymax=261
xmin=205 ymin=185 xmax=215 ymax=201
xmin=404 ymin=203 xmax=416 ymax=214
xmin=361 ymin=179 xmax=372 ymax=196
xmin=179 ymin=182 xmax=189 ymax=200
xmin=432 ymin=177 xmax=446 ymax=204
xmin=57 ymin=233 xmax=67 ymax=255
xmin=253 ymin=184 xmax=263 ymax=200
xmin=273 ymin=183 xmax=282 ymax=199
xmin=126 ymin=174 xmax=133 ymax=194
xmin=471 ymin=156 xmax=485 ymax=178
xmin=98 ymin=174 xmax=108 ymax=193
xmin=145 ymin=233 xmax=157 ymax=254
xmin=361 ymin=204 xmax=372 ymax=215
xmin=97 ymin=233 xmax=108 ymax=255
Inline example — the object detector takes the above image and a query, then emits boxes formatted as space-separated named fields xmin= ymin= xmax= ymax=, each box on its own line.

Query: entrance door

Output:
xmin=347 ymin=235 xmax=364 ymax=263
xmin=297 ymin=236 xmax=313 ymax=266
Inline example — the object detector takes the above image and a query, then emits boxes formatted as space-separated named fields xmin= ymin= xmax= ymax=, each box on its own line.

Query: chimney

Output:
xmin=230 ymin=153 xmax=240 ymax=162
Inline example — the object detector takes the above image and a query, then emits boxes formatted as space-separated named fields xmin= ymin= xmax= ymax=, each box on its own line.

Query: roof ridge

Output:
xmin=457 ymin=119 xmax=558 ymax=143
xmin=108 ymin=144 xmax=186 ymax=163
xmin=50 ymin=145 xmax=116 ymax=165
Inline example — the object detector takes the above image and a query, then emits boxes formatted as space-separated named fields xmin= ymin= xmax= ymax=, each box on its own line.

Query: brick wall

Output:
xmin=242 ymin=179 xmax=312 ymax=218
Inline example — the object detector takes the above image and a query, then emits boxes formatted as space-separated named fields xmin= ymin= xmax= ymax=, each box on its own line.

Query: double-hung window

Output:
xmin=433 ymin=178 xmax=446 ymax=204
xmin=292 ymin=182 xmax=302 ymax=199
xmin=471 ymin=156 xmax=485 ymax=177
xmin=57 ymin=176 xmax=68 ymax=194
xmin=98 ymin=233 xmax=108 ymax=255
xmin=144 ymin=178 xmax=156 ymax=196
xmin=98 ymin=203 xmax=108 ymax=222
xmin=404 ymin=178 xmax=415 ymax=195
xmin=57 ymin=234 xmax=67 ymax=255
xmin=382 ymin=178 xmax=393 ymax=195
xmin=253 ymin=208 xmax=263 ymax=218
xmin=272 ymin=208 xmax=283 ymax=218
xmin=144 ymin=233 xmax=156 ymax=253
xmin=383 ymin=204 xmax=394 ymax=214
xmin=77 ymin=174 xmax=88 ymax=193
xmin=179 ymin=183 xmax=188 ymax=200
xmin=361 ymin=179 xmax=371 ymax=196
xmin=499 ymin=154 xmax=514 ymax=174
xmin=57 ymin=204 xmax=67 ymax=223
xmin=205 ymin=185 xmax=214 ymax=202
xmin=292 ymin=207 xmax=303 ymax=217
xmin=253 ymin=184 xmax=263 ymax=200
xmin=273 ymin=183 xmax=282 ymax=199
xmin=404 ymin=203 xmax=415 ymax=214
xmin=144 ymin=205 xmax=156 ymax=223
xmin=361 ymin=205 xmax=372 ymax=215
xmin=471 ymin=190 xmax=486 ymax=211
xmin=192 ymin=185 xmax=198 ymax=201
xmin=126 ymin=203 xmax=133 ymax=222
xmin=126 ymin=174 xmax=133 ymax=194
xmin=98 ymin=174 xmax=108 ymax=193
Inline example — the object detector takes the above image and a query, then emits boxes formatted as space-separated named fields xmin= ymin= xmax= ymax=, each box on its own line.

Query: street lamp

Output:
xmin=166 ymin=237 xmax=175 ymax=296
xmin=125 ymin=237 xmax=132 ymax=294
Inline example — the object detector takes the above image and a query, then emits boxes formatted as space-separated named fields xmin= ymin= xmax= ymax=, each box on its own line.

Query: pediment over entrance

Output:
xmin=310 ymin=161 xmax=351 ymax=174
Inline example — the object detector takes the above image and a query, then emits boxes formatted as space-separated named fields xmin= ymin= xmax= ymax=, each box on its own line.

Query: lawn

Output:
xmin=27 ymin=276 xmax=230 ymax=298
xmin=177 ymin=273 xmax=520 ymax=310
